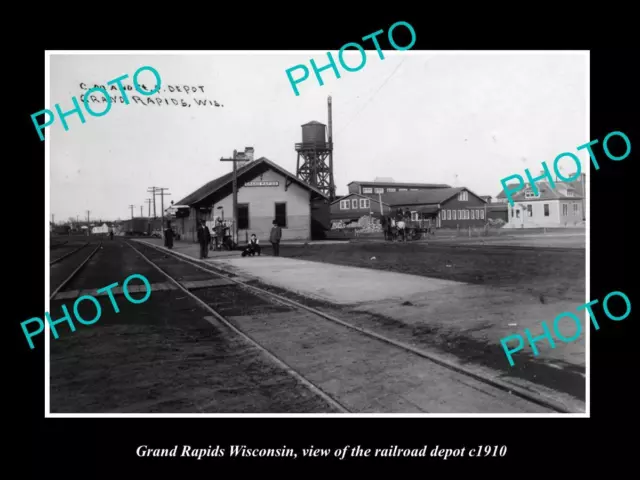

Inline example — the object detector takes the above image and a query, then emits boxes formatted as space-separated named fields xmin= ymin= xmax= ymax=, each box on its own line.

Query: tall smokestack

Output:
xmin=328 ymin=96 xmax=335 ymax=200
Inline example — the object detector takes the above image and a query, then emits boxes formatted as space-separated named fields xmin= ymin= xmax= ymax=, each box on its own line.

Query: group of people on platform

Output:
xmin=191 ymin=218 xmax=282 ymax=260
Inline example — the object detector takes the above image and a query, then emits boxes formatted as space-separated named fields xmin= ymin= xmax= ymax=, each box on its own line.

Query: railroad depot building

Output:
xmin=173 ymin=157 xmax=329 ymax=243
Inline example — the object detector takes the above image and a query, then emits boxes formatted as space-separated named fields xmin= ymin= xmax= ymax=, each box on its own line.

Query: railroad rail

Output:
xmin=50 ymin=242 xmax=103 ymax=301
xmin=129 ymin=239 xmax=580 ymax=414
xmin=50 ymin=242 xmax=89 ymax=265
xmin=50 ymin=240 xmax=69 ymax=249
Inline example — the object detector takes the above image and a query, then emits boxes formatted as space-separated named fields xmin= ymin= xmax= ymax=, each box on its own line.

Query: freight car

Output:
xmin=122 ymin=217 xmax=151 ymax=235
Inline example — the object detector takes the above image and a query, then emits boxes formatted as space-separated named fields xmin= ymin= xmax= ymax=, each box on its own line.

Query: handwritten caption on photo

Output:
xmin=137 ymin=444 xmax=507 ymax=460
xmin=78 ymin=83 xmax=224 ymax=109
xmin=31 ymin=66 xmax=162 ymax=141
xmin=21 ymin=274 xmax=152 ymax=349
xmin=500 ymin=290 xmax=631 ymax=366
xmin=285 ymin=21 xmax=417 ymax=96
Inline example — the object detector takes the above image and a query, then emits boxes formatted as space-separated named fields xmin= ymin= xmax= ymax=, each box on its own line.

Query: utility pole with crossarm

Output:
xmin=220 ymin=150 xmax=244 ymax=247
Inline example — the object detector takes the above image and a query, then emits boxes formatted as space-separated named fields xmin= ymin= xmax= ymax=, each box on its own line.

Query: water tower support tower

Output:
xmin=295 ymin=96 xmax=335 ymax=200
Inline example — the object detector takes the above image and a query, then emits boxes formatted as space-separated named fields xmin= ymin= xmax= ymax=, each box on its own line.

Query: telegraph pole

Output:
xmin=147 ymin=187 xmax=157 ymax=218
xmin=220 ymin=150 xmax=243 ymax=246
xmin=145 ymin=198 xmax=152 ymax=217
xmin=129 ymin=205 xmax=134 ymax=220
xmin=155 ymin=188 xmax=171 ymax=229
xmin=140 ymin=205 xmax=143 ymax=217
xmin=86 ymin=210 xmax=90 ymax=224
xmin=51 ymin=214 xmax=55 ymax=225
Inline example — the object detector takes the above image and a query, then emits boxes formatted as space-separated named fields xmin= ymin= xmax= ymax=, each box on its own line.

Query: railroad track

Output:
xmin=128 ymin=240 xmax=579 ymax=414
xmin=50 ymin=240 xmax=69 ymax=249
xmin=50 ymin=242 xmax=90 ymax=265
xmin=50 ymin=242 xmax=103 ymax=301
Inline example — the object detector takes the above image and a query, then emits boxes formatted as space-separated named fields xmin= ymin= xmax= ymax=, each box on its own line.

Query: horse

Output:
xmin=382 ymin=215 xmax=394 ymax=241
xmin=395 ymin=220 xmax=407 ymax=242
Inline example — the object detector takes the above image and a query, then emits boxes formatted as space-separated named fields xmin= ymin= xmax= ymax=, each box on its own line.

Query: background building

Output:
xmin=348 ymin=179 xmax=451 ymax=195
xmin=330 ymin=193 xmax=391 ymax=224
xmin=504 ymin=181 xmax=584 ymax=228
xmin=496 ymin=172 xmax=586 ymax=228
xmin=485 ymin=204 xmax=508 ymax=223
xmin=363 ymin=187 xmax=488 ymax=228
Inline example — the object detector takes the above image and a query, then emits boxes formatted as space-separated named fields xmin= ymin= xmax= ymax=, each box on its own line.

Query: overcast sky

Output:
xmin=49 ymin=52 xmax=587 ymax=222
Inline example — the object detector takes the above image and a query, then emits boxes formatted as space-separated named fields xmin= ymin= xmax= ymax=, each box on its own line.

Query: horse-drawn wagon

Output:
xmin=382 ymin=215 xmax=435 ymax=241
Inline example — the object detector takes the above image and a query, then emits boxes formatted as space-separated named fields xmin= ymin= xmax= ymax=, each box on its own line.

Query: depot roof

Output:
xmin=175 ymin=157 xmax=328 ymax=206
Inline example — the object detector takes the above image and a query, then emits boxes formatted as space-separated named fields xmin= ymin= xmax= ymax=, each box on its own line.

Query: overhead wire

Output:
xmin=335 ymin=58 xmax=406 ymax=136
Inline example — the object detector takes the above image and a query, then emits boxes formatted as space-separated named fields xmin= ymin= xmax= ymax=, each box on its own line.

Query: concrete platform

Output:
xmin=136 ymin=238 xmax=586 ymax=379
xmin=210 ymin=255 xmax=586 ymax=372
xmin=215 ymin=256 xmax=462 ymax=305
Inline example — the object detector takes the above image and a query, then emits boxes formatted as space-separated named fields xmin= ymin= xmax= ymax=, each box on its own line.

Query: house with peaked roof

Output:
xmin=504 ymin=180 xmax=584 ymax=228
xmin=364 ymin=187 xmax=489 ymax=228
xmin=173 ymin=157 xmax=329 ymax=243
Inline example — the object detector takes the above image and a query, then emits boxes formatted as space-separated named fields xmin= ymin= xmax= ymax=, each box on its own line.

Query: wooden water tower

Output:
xmin=295 ymin=96 xmax=335 ymax=200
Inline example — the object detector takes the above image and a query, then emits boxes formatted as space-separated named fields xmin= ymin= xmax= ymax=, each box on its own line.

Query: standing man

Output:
xmin=197 ymin=220 xmax=211 ymax=259
xmin=269 ymin=220 xmax=282 ymax=257
xmin=164 ymin=221 xmax=175 ymax=249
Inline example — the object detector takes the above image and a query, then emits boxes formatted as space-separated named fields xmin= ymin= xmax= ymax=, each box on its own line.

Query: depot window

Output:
xmin=275 ymin=202 xmax=287 ymax=227
xmin=238 ymin=204 xmax=249 ymax=229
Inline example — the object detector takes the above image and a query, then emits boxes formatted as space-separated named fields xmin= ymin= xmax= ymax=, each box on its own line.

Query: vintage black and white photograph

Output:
xmin=46 ymin=51 xmax=588 ymax=415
